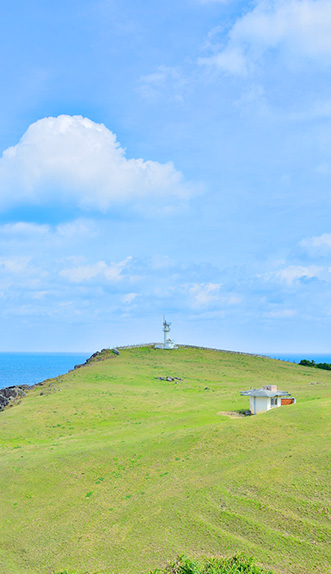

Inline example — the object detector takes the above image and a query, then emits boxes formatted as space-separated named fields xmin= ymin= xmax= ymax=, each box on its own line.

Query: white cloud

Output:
xmin=201 ymin=47 xmax=247 ymax=75
xmin=122 ymin=292 xmax=138 ymax=304
xmin=0 ymin=257 xmax=31 ymax=274
xmin=0 ymin=115 xmax=193 ymax=212
xmin=0 ymin=256 xmax=47 ymax=291
xmin=265 ymin=265 xmax=323 ymax=285
xmin=196 ymin=0 xmax=229 ymax=4
xmin=0 ymin=222 xmax=50 ymax=236
xmin=300 ymin=233 xmax=331 ymax=255
xmin=199 ymin=0 xmax=331 ymax=75
xmin=56 ymin=219 xmax=97 ymax=238
xmin=31 ymin=291 xmax=48 ymax=300
xmin=266 ymin=309 xmax=296 ymax=318
xmin=189 ymin=282 xmax=221 ymax=306
xmin=150 ymin=255 xmax=177 ymax=270
xmin=0 ymin=220 xmax=97 ymax=258
xmin=59 ymin=256 xmax=132 ymax=283
xmin=188 ymin=282 xmax=240 ymax=308
xmin=138 ymin=66 xmax=187 ymax=103
xmin=0 ymin=219 xmax=95 ymax=239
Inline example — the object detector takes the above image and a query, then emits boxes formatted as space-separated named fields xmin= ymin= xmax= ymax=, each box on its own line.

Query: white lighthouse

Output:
xmin=155 ymin=318 xmax=178 ymax=349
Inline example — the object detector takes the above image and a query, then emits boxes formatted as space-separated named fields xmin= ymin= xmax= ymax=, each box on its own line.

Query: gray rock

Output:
xmin=0 ymin=385 xmax=29 ymax=412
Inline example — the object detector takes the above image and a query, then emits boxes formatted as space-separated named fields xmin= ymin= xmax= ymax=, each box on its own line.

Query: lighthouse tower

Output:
xmin=155 ymin=318 xmax=178 ymax=349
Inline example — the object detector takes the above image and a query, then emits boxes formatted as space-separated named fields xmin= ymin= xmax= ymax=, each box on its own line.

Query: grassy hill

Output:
xmin=0 ymin=345 xmax=330 ymax=574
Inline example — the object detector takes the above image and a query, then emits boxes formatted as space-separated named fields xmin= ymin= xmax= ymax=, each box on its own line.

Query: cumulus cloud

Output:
xmin=0 ymin=115 xmax=193 ymax=212
xmin=199 ymin=0 xmax=331 ymax=75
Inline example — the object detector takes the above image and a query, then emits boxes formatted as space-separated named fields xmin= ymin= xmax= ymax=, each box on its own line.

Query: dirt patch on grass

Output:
xmin=217 ymin=411 xmax=246 ymax=419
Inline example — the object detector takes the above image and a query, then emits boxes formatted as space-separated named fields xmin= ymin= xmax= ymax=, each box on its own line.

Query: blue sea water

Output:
xmin=267 ymin=353 xmax=331 ymax=364
xmin=0 ymin=352 xmax=91 ymax=389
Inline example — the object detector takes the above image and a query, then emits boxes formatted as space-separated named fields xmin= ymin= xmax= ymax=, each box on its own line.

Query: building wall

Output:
xmin=249 ymin=396 xmax=281 ymax=414
xmin=255 ymin=396 xmax=270 ymax=414
xmin=268 ymin=397 xmax=281 ymax=410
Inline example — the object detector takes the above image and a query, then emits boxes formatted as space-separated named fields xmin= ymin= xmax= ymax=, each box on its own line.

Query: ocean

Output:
xmin=0 ymin=352 xmax=91 ymax=390
xmin=267 ymin=353 xmax=331 ymax=364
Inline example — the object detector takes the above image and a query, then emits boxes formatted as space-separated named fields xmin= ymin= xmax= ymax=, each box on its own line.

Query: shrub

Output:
xmin=150 ymin=554 xmax=273 ymax=574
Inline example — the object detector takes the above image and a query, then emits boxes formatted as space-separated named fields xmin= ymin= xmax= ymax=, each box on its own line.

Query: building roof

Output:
xmin=240 ymin=388 xmax=290 ymax=398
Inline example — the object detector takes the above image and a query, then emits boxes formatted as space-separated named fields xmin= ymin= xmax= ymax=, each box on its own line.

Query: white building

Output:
xmin=155 ymin=318 xmax=178 ymax=349
xmin=240 ymin=385 xmax=294 ymax=415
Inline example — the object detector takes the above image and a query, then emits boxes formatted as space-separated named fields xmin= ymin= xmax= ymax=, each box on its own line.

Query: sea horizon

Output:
xmin=266 ymin=353 xmax=331 ymax=363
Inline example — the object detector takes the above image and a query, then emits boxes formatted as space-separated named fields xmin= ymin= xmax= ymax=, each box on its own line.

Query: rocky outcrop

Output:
xmin=73 ymin=348 xmax=119 ymax=370
xmin=0 ymin=385 xmax=29 ymax=411
xmin=156 ymin=376 xmax=182 ymax=382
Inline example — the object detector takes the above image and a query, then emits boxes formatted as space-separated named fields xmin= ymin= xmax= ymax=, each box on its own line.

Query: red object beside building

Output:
xmin=281 ymin=398 xmax=295 ymax=405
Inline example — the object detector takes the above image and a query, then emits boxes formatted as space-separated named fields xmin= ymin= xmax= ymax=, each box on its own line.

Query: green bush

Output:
xmin=299 ymin=358 xmax=331 ymax=370
xmin=150 ymin=554 xmax=273 ymax=574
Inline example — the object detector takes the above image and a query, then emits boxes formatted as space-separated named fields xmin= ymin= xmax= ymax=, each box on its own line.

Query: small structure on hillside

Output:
xmin=240 ymin=385 xmax=295 ymax=415
xmin=155 ymin=318 xmax=178 ymax=350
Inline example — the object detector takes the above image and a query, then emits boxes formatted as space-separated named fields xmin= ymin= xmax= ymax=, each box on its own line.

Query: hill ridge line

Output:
xmin=114 ymin=342 xmax=268 ymax=359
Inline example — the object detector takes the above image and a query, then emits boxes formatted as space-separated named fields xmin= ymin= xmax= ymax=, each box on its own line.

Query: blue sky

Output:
xmin=1 ymin=0 xmax=331 ymax=352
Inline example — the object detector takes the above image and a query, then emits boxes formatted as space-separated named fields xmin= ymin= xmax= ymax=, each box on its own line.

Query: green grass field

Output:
xmin=0 ymin=346 xmax=330 ymax=574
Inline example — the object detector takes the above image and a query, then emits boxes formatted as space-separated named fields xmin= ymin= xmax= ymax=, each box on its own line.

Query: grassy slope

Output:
xmin=0 ymin=346 xmax=330 ymax=574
